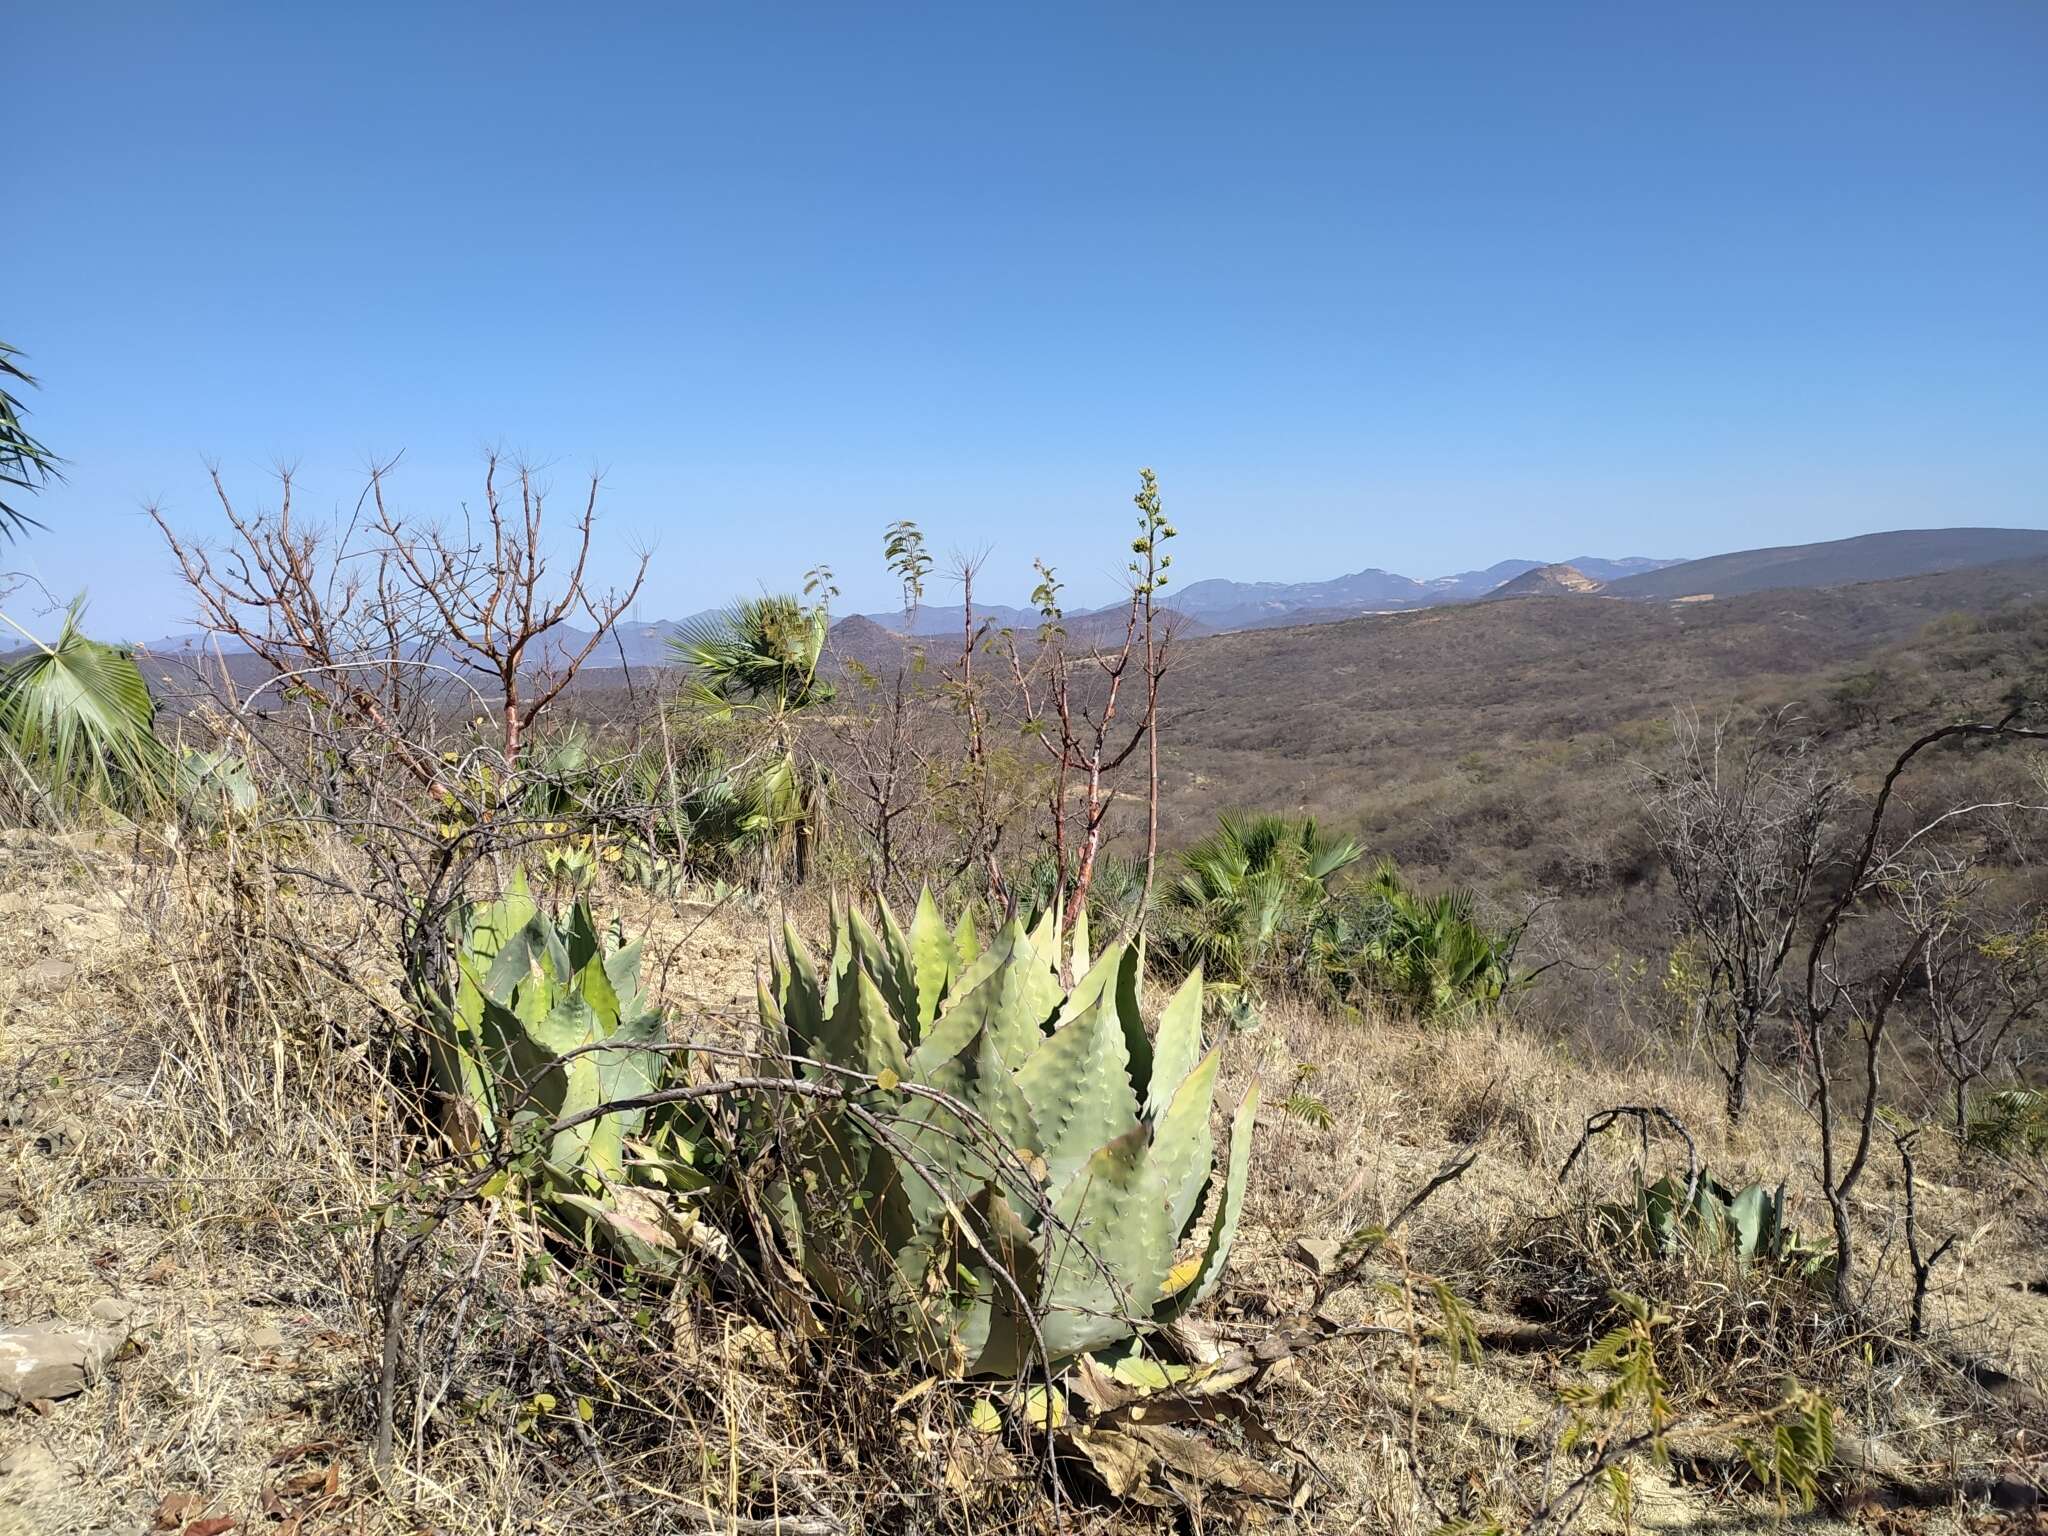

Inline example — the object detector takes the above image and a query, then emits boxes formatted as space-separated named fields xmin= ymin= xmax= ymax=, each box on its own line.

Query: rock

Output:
xmin=240 ymin=1324 xmax=287 ymax=1354
xmin=1288 ymin=1236 xmax=1343 ymax=1275
xmin=0 ymin=1316 xmax=130 ymax=1408
xmin=1988 ymin=1477 xmax=2043 ymax=1512
xmin=88 ymin=1298 xmax=138 ymax=1327
xmin=1 ymin=1086 xmax=35 ymax=1128
xmin=28 ymin=958 xmax=75 ymax=987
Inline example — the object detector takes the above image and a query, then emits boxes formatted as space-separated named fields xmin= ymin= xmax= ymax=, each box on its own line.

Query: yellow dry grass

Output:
xmin=1 ymin=835 xmax=2043 ymax=1534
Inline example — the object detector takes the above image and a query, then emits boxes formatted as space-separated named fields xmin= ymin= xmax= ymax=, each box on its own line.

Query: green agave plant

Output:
xmin=759 ymin=890 xmax=1259 ymax=1375
xmin=174 ymin=745 xmax=258 ymax=827
xmin=415 ymin=879 xmax=699 ymax=1273
xmin=1599 ymin=1169 xmax=1834 ymax=1282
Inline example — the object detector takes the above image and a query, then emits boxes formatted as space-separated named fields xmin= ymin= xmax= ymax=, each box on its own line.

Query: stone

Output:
xmin=1 ymin=1086 xmax=36 ymax=1128
xmin=240 ymin=1324 xmax=287 ymax=1354
xmin=1288 ymin=1236 xmax=1343 ymax=1275
xmin=0 ymin=1317 xmax=129 ymax=1408
xmin=28 ymin=958 xmax=76 ymax=987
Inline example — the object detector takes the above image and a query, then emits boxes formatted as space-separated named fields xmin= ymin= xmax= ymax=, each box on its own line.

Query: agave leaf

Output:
xmin=1016 ymin=991 xmax=1139 ymax=1192
xmin=427 ymin=951 xmax=499 ymax=1138
xmin=1070 ymin=900 xmax=1091 ymax=979
xmin=848 ymin=964 xmax=914 ymax=1082
xmin=1052 ymin=940 xmax=1127 ymax=1030
xmin=515 ymin=989 xmax=603 ymax=1168
xmin=1144 ymin=969 xmax=1206 ymax=1121
xmin=916 ymin=1025 xmax=1042 ymax=1189
xmin=1642 ymin=1175 xmax=1683 ymax=1258
xmin=1116 ymin=935 xmax=1151 ymax=1101
xmin=904 ymin=886 xmax=957 ymax=1030
xmin=603 ymin=934 xmax=649 ymax=1020
xmin=587 ymin=1009 xmax=667 ymax=1175
xmin=462 ymin=876 xmax=538 ymax=969
xmin=1149 ymin=1046 xmax=1221 ymax=1240
xmin=560 ymin=901 xmax=604 ymax=978
xmin=548 ymin=1188 xmax=686 ymax=1280
xmin=958 ymin=1187 xmax=1048 ymax=1376
xmin=926 ymin=930 xmax=1064 ymax=1070
xmin=953 ymin=908 xmax=981 ymax=968
xmin=812 ymin=933 xmax=912 ymax=1077
xmin=1027 ymin=900 xmax=1060 ymax=963
xmin=865 ymin=903 xmax=919 ymax=1036
xmin=1039 ymin=1127 xmax=1171 ymax=1361
xmin=861 ymin=1095 xmax=972 ymax=1298
xmin=1726 ymin=1183 xmax=1771 ymax=1263
xmin=775 ymin=921 xmax=827 ymax=1055
xmin=1155 ymin=1082 xmax=1259 ymax=1321
xmin=1691 ymin=1177 xmax=1734 ymax=1256
xmin=820 ymin=896 xmax=856 ymax=1017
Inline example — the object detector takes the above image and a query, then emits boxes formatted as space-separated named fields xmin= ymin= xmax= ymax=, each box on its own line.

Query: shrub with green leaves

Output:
xmin=1324 ymin=860 xmax=1520 ymax=1019
xmin=1966 ymin=1088 xmax=2048 ymax=1158
xmin=413 ymin=879 xmax=700 ymax=1274
xmin=758 ymin=890 xmax=1258 ymax=1375
xmin=1159 ymin=811 xmax=1361 ymax=998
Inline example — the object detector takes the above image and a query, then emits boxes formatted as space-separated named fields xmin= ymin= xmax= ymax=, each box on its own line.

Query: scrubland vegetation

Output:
xmin=3 ymin=376 xmax=2046 ymax=1532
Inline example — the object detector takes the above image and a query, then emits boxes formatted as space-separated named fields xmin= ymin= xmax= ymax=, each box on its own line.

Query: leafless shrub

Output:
xmin=1642 ymin=708 xmax=1838 ymax=1123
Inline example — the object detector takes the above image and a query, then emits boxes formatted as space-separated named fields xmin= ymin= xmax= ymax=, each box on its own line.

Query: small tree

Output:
xmin=153 ymin=455 xmax=645 ymax=776
xmin=369 ymin=455 xmax=647 ymax=760
xmin=1130 ymin=468 xmax=1176 ymax=907
xmin=832 ymin=521 xmax=936 ymax=899
xmin=1645 ymin=710 xmax=1839 ymax=1122
xmin=1797 ymin=712 xmax=2048 ymax=1309
xmin=1002 ymin=469 xmax=1180 ymax=940
xmin=1904 ymin=879 xmax=2048 ymax=1143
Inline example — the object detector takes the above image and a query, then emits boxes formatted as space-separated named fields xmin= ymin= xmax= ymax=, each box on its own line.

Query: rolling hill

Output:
xmin=1482 ymin=563 xmax=1605 ymax=599
xmin=1159 ymin=554 xmax=2048 ymax=883
xmin=1606 ymin=527 xmax=2048 ymax=600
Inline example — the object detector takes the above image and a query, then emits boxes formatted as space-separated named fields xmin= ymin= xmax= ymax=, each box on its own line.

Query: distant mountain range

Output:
xmin=1155 ymin=555 xmax=1676 ymax=630
xmin=121 ymin=527 xmax=2048 ymax=664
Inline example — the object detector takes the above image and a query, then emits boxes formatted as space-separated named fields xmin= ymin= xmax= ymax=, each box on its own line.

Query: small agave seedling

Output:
xmin=758 ymin=889 xmax=1259 ymax=1375
xmin=174 ymin=746 xmax=258 ymax=827
xmin=415 ymin=877 xmax=698 ymax=1273
xmin=1600 ymin=1168 xmax=1834 ymax=1282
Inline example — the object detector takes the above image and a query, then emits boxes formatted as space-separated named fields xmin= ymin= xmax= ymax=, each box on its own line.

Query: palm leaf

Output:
xmin=0 ymin=600 xmax=166 ymax=807
xmin=0 ymin=342 xmax=63 ymax=541
xmin=670 ymin=595 xmax=834 ymax=714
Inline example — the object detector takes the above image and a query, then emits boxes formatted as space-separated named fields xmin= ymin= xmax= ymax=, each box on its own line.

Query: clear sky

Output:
xmin=7 ymin=1 xmax=2045 ymax=637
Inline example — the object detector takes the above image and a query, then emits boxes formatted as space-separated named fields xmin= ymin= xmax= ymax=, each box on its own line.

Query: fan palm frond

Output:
xmin=0 ymin=600 xmax=166 ymax=808
xmin=0 ymin=342 xmax=63 ymax=541
xmin=670 ymin=595 xmax=834 ymax=716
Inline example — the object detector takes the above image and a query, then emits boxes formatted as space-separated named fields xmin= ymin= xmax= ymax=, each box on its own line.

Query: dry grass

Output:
xmin=3 ymin=835 xmax=2044 ymax=1534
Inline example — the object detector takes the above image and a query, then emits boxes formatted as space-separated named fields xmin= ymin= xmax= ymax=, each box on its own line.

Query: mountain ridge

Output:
xmin=116 ymin=527 xmax=2046 ymax=659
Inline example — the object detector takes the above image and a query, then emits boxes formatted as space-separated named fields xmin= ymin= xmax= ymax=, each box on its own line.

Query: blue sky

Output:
xmin=7 ymin=1 xmax=2045 ymax=636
